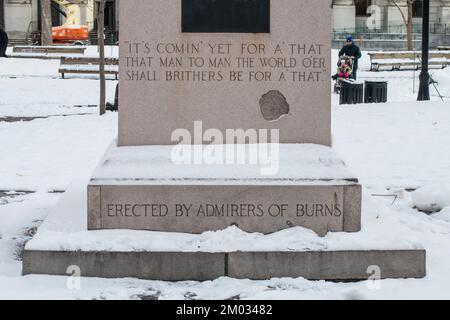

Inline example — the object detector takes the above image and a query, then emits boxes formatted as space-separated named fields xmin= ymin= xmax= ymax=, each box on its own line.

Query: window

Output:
xmin=355 ymin=0 xmax=371 ymax=17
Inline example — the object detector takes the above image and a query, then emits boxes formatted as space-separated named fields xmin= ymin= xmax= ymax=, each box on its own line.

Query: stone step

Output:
xmin=23 ymin=249 xmax=426 ymax=281
xmin=88 ymin=184 xmax=362 ymax=237
xmin=87 ymin=143 xmax=362 ymax=237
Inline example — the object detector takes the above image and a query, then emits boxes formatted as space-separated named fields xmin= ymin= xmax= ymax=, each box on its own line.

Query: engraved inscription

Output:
xmin=123 ymin=42 xmax=327 ymax=85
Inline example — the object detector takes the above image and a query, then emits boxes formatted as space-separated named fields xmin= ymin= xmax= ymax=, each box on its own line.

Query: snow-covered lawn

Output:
xmin=1 ymin=49 xmax=450 ymax=299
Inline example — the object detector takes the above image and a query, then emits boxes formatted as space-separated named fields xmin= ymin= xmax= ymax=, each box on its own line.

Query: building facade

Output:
xmin=1 ymin=0 xmax=449 ymax=41
xmin=0 ymin=0 xmax=119 ymax=40
xmin=333 ymin=0 xmax=450 ymax=33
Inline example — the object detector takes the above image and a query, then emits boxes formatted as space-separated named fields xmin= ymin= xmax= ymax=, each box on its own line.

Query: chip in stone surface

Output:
xmin=259 ymin=90 xmax=290 ymax=121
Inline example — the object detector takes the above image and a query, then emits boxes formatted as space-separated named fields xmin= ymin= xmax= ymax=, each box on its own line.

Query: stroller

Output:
xmin=332 ymin=56 xmax=354 ymax=94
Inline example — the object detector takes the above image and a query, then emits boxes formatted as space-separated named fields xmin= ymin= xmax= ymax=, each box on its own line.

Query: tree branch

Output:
xmin=391 ymin=0 xmax=408 ymax=27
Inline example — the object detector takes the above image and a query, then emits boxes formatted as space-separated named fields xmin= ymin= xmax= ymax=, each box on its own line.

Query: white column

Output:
xmin=332 ymin=0 xmax=356 ymax=32
xmin=385 ymin=0 xmax=408 ymax=33
xmin=79 ymin=2 xmax=87 ymax=26
xmin=4 ymin=1 xmax=33 ymax=35
xmin=439 ymin=0 xmax=450 ymax=25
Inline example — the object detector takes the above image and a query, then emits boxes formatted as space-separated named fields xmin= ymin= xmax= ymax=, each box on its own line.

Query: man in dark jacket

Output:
xmin=339 ymin=36 xmax=361 ymax=80
xmin=0 ymin=28 xmax=8 ymax=57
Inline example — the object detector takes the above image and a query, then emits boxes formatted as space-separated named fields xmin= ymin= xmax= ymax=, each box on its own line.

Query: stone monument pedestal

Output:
xmin=87 ymin=143 xmax=362 ymax=237
xmin=22 ymin=179 xmax=426 ymax=281
xmin=22 ymin=143 xmax=426 ymax=281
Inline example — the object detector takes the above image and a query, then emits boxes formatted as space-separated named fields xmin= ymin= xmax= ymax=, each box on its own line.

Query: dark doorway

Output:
xmin=413 ymin=0 xmax=423 ymax=18
xmin=95 ymin=0 xmax=116 ymax=31
xmin=0 ymin=0 xmax=4 ymax=30
xmin=355 ymin=0 xmax=371 ymax=17
xmin=104 ymin=0 xmax=116 ymax=31
xmin=51 ymin=2 xmax=62 ymax=27
xmin=37 ymin=0 xmax=63 ymax=30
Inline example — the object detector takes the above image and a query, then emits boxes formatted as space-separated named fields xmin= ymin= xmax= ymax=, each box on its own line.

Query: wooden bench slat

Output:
xmin=59 ymin=56 xmax=119 ymax=79
xmin=60 ymin=57 xmax=118 ymax=65
xmin=59 ymin=68 xmax=119 ymax=80
xmin=59 ymin=69 xmax=118 ymax=74
xmin=13 ymin=46 xmax=86 ymax=55
xmin=368 ymin=51 xmax=450 ymax=71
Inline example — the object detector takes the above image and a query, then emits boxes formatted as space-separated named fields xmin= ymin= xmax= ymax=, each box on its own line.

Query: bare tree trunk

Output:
xmin=407 ymin=0 xmax=414 ymax=51
xmin=98 ymin=0 xmax=106 ymax=116
xmin=40 ymin=0 xmax=53 ymax=46
xmin=392 ymin=0 xmax=413 ymax=50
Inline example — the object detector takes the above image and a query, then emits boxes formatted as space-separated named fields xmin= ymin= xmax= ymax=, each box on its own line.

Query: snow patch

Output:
xmin=432 ymin=207 xmax=450 ymax=223
xmin=412 ymin=184 xmax=450 ymax=213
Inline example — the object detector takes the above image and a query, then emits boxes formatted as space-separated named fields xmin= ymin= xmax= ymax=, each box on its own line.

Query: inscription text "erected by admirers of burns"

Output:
xmin=106 ymin=202 xmax=343 ymax=218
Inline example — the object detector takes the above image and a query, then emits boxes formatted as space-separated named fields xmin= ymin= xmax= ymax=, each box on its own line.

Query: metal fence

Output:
xmin=89 ymin=30 xmax=119 ymax=45
xmin=333 ymin=23 xmax=450 ymax=37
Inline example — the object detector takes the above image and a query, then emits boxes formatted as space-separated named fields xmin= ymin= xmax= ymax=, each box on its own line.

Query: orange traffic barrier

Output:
xmin=52 ymin=25 xmax=89 ymax=43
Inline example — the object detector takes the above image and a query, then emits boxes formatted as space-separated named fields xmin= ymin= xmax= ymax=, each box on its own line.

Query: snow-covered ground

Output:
xmin=1 ymin=48 xmax=450 ymax=299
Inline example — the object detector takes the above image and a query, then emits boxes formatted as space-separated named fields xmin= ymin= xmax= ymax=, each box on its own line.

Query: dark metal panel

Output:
xmin=182 ymin=0 xmax=270 ymax=33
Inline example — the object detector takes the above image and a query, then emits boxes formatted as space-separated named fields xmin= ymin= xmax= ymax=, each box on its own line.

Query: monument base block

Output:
xmin=87 ymin=143 xmax=362 ymax=237
xmin=22 ymin=177 xmax=426 ymax=281
xmin=23 ymin=249 xmax=426 ymax=281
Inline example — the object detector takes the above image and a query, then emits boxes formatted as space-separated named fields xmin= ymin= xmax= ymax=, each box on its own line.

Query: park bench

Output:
xmin=368 ymin=51 xmax=450 ymax=71
xmin=13 ymin=46 xmax=86 ymax=55
xmin=437 ymin=46 xmax=450 ymax=51
xmin=59 ymin=57 xmax=119 ymax=80
xmin=10 ymin=46 xmax=87 ymax=60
